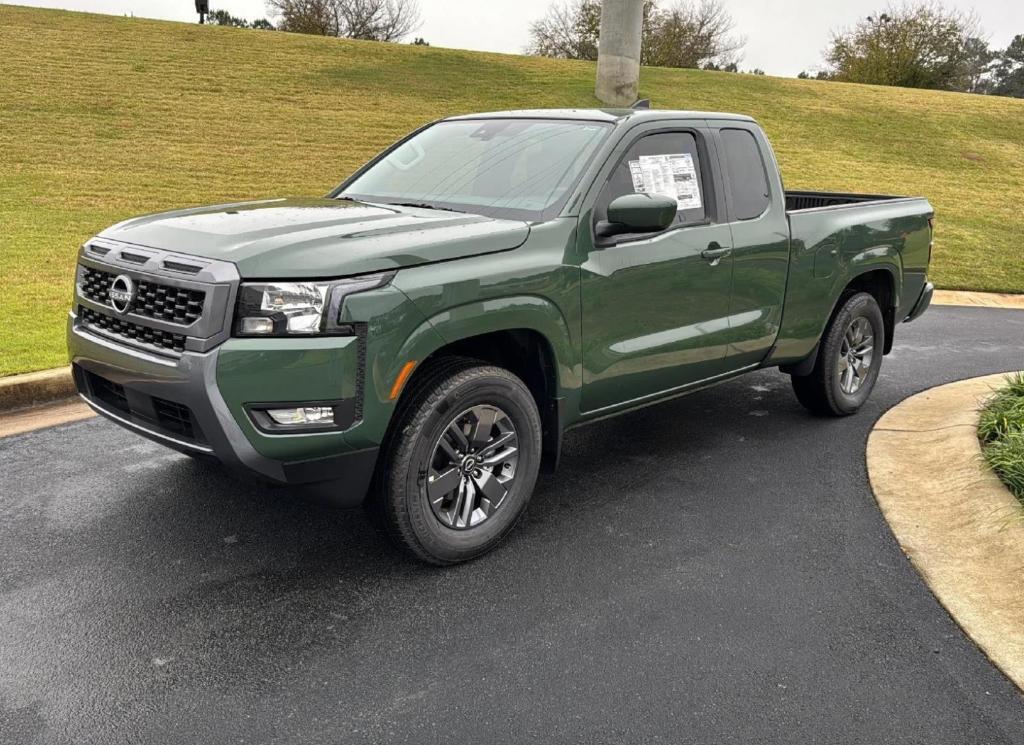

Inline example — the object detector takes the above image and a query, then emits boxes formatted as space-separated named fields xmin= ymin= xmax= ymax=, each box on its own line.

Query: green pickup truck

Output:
xmin=68 ymin=108 xmax=934 ymax=563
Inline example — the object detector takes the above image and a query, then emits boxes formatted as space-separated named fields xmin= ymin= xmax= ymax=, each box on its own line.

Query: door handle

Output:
xmin=701 ymin=243 xmax=732 ymax=264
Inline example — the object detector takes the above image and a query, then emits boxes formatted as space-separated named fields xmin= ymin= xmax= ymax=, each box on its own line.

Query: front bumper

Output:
xmin=68 ymin=314 xmax=378 ymax=506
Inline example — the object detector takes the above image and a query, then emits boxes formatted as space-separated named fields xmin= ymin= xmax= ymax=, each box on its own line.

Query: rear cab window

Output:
xmin=719 ymin=128 xmax=771 ymax=220
xmin=595 ymin=131 xmax=710 ymax=229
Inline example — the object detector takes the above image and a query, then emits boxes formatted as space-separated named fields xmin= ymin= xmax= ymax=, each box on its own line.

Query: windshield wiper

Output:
xmin=384 ymin=201 xmax=467 ymax=214
xmin=334 ymin=194 xmax=469 ymax=215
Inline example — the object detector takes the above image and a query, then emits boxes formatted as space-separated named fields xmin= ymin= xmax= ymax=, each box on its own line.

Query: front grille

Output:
xmin=80 ymin=368 xmax=205 ymax=444
xmin=80 ymin=306 xmax=186 ymax=354
xmin=81 ymin=265 xmax=205 ymax=325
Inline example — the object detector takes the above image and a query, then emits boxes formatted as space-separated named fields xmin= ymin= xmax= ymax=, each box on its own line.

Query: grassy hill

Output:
xmin=2 ymin=5 xmax=1023 ymax=376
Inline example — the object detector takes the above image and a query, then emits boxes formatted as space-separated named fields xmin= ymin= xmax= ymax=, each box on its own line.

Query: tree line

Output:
xmin=805 ymin=4 xmax=1023 ymax=98
xmin=205 ymin=0 xmax=1022 ymax=98
xmin=526 ymin=0 xmax=1021 ymax=96
xmin=526 ymin=0 xmax=757 ymax=73
xmin=206 ymin=0 xmax=422 ymax=42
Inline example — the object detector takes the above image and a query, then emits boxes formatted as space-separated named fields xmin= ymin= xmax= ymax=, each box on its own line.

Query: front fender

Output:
xmin=343 ymin=286 xmax=580 ymax=449
xmin=417 ymin=294 xmax=578 ymax=395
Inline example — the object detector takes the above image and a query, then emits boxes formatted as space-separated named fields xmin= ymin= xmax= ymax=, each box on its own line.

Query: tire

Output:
xmin=790 ymin=292 xmax=885 ymax=416
xmin=372 ymin=358 xmax=543 ymax=565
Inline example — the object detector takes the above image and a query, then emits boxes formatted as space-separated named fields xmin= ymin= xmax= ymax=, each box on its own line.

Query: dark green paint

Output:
xmin=90 ymin=109 xmax=934 ymax=471
xmin=98 ymin=197 xmax=529 ymax=279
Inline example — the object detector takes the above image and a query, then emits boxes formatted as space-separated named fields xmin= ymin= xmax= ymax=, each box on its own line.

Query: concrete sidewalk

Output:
xmin=867 ymin=373 xmax=1024 ymax=690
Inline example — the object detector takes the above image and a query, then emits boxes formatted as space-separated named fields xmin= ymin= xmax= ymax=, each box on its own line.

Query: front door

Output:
xmin=580 ymin=128 xmax=736 ymax=413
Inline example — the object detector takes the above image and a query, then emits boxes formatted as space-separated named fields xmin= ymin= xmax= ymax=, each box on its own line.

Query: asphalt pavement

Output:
xmin=2 ymin=305 xmax=1023 ymax=745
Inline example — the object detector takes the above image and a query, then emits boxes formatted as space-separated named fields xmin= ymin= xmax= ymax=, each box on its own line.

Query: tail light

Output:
xmin=927 ymin=216 xmax=934 ymax=264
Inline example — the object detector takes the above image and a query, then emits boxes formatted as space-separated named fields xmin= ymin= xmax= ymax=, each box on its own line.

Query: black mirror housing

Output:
xmin=604 ymin=193 xmax=677 ymax=235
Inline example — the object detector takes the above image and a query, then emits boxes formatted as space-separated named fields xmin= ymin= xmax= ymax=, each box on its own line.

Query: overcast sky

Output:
xmin=11 ymin=0 xmax=1024 ymax=76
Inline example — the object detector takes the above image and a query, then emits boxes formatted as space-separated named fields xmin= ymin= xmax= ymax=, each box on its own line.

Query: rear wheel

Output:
xmin=790 ymin=292 xmax=884 ymax=416
xmin=373 ymin=359 xmax=542 ymax=565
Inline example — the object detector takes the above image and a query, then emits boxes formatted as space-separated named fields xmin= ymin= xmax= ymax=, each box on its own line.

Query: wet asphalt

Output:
xmin=1 ymin=305 xmax=1023 ymax=745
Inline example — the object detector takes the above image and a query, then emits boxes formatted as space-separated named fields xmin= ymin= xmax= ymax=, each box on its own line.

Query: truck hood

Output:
xmin=97 ymin=197 xmax=531 ymax=278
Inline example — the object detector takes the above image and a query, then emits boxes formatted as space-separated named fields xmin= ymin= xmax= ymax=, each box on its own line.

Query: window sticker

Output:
xmin=627 ymin=153 xmax=702 ymax=210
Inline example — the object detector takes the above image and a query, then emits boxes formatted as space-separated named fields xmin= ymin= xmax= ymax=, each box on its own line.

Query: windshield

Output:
xmin=337 ymin=118 xmax=612 ymax=221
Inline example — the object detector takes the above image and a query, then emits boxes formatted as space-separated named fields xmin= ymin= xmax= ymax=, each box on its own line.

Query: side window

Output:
xmin=596 ymin=131 xmax=707 ymax=228
xmin=720 ymin=128 xmax=770 ymax=220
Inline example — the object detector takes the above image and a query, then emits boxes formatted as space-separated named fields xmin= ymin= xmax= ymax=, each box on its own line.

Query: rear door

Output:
xmin=578 ymin=123 xmax=737 ymax=413
xmin=710 ymin=122 xmax=791 ymax=368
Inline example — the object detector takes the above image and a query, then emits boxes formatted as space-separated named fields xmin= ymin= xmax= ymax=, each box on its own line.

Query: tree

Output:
xmin=207 ymin=8 xmax=276 ymax=28
xmin=962 ymin=36 xmax=996 ymax=93
xmin=992 ymin=34 xmax=1024 ymax=98
xmin=526 ymin=0 xmax=606 ymax=61
xmin=268 ymin=0 xmax=421 ymax=41
xmin=643 ymin=0 xmax=743 ymax=69
xmin=268 ymin=0 xmax=335 ymax=35
xmin=208 ymin=8 xmax=249 ymax=26
xmin=411 ymin=36 xmax=429 ymax=45
xmin=526 ymin=0 xmax=743 ymax=70
xmin=824 ymin=3 xmax=986 ymax=91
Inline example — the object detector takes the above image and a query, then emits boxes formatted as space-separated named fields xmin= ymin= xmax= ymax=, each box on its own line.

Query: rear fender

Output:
xmin=771 ymin=248 xmax=902 ymax=370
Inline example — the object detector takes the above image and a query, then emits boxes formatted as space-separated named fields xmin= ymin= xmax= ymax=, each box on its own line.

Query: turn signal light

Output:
xmin=390 ymin=361 xmax=418 ymax=400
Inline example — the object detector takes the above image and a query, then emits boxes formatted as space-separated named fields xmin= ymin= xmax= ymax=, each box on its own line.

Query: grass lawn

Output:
xmin=979 ymin=374 xmax=1024 ymax=503
xmin=2 ymin=5 xmax=1023 ymax=376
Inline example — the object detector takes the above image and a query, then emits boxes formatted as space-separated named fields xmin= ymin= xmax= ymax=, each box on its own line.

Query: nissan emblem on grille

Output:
xmin=108 ymin=274 xmax=136 ymax=314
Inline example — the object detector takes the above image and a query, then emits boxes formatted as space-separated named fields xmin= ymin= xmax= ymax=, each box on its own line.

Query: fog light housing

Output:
xmin=239 ymin=317 xmax=275 ymax=335
xmin=265 ymin=407 xmax=335 ymax=426
xmin=246 ymin=399 xmax=356 ymax=433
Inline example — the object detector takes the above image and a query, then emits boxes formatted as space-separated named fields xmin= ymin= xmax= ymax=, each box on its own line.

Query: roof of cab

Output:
xmin=444 ymin=108 xmax=756 ymax=124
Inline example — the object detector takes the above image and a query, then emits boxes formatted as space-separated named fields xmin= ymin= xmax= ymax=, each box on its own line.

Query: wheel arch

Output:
xmin=841 ymin=266 xmax=899 ymax=355
xmin=780 ymin=266 xmax=899 ymax=376
xmin=388 ymin=297 xmax=576 ymax=473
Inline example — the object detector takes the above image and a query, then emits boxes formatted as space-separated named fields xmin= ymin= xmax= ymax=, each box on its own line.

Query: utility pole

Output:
xmin=595 ymin=0 xmax=645 ymax=107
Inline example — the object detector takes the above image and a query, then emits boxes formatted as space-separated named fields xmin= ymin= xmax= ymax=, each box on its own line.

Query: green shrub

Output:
xmin=979 ymin=373 xmax=1024 ymax=501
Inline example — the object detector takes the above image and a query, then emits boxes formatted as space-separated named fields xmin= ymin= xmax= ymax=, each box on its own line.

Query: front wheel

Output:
xmin=790 ymin=292 xmax=885 ymax=416
xmin=373 ymin=359 xmax=542 ymax=565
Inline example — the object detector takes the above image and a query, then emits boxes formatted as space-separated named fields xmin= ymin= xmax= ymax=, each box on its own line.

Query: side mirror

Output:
xmin=596 ymin=193 xmax=677 ymax=240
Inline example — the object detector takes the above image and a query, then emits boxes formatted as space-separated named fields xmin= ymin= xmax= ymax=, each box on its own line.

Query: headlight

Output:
xmin=234 ymin=272 xmax=393 ymax=337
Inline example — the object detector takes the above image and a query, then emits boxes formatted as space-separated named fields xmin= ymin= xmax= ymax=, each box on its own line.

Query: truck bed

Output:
xmin=785 ymin=190 xmax=909 ymax=212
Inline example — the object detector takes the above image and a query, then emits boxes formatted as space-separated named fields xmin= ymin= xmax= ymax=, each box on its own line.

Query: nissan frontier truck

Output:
xmin=68 ymin=108 xmax=934 ymax=563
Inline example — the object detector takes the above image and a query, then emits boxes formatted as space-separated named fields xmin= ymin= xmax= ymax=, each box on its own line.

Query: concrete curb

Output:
xmin=866 ymin=373 xmax=1024 ymax=691
xmin=933 ymin=290 xmax=1024 ymax=309
xmin=0 ymin=366 xmax=75 ymax=413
